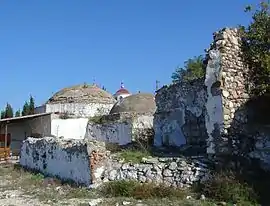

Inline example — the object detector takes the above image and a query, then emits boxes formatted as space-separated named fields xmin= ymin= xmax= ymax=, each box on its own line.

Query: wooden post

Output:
xmin=4 ymin=123 xmax=8 ymax=161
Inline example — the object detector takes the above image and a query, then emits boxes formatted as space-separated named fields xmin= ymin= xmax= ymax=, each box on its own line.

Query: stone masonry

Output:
xmin=153 ymin=27 xmax=253 ymax=156
xmin=204 ymin=28 xmax=250 ymax=154
xmin=93 ymin=155 xmax=210 ymax=188
xmin=154 ymin=78 xmax=207 ymax=149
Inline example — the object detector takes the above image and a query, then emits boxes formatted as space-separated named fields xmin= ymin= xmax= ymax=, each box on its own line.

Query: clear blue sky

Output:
xmin=0 ymin=0 xmax=257 ymax=111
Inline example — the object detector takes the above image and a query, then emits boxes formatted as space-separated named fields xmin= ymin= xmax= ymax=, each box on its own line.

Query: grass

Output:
xmin=116 ymin=148 xmax=151 ymax=163
xmin=100 ymin=180 xmax=189 ymax=199
xmin=0 ymin=163 xmax=263 ymax=206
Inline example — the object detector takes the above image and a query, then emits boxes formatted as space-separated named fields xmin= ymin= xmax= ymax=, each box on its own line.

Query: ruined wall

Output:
xmin=92 ymin=156 xmax=210 ymax=188
xmin=204 ymin=28 xmax=250 ymax=154
xmin=45 ymin=103 xmax=114 ymax=118
xmin=20 ymin=137 xmax=92 ymax=185
xmin=153 ymin=78 xmax=207 ymax=149
xmin=86 ymin=112 xmax=154 ymax=145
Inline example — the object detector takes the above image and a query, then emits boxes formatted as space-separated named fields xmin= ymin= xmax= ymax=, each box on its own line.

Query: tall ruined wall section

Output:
xmin=205 ymin=28 xmax=249 ymax=154
xmin=154 ymin=79 xmax=207 ymax=150
xmin=154 ymin=28 xmax=251 ymax=156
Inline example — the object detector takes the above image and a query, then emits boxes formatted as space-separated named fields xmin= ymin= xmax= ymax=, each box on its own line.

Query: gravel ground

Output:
xmin=0 ymin=163 xmax=214 ymax=206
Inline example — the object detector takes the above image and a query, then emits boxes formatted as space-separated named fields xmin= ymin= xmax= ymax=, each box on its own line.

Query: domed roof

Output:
xmin=113 ymin=82 xmax=130 ymax=96
xmin=114 ymin=88 xmax=130 ymax=96
xmin=47 ymin=84 xmax=116 ymax=104
xmin=110 ymin=93 xmax=156 ymax=114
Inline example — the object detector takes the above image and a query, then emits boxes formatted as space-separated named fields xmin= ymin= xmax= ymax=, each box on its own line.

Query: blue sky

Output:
xmin=0 ymin=0 xmax=257 ymax=111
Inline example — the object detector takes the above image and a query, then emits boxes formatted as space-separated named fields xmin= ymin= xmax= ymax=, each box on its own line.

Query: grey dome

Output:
xmin=110 ymin=93 xmax=156 ymax=114
xmin=47 ymin=84 xmax=116 ymax=104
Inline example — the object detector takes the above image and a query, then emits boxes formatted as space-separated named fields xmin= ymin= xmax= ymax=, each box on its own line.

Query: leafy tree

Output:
xmin=241 ymin=1 xmax=270 ymax=96
xmin=171 ymin=55 xmax=205 ymax=83
xmin=29 ymin=95 xmax=35 ymax=115
xmin=22 ymin=101 xmax=30 ymax=116
xmin=15 ymin=110 xmax=21 ymax=117
xmin=4 ymin=103 xmax=13 ymax=118
xmin=1 ymin=111 xmax=5 ymax=119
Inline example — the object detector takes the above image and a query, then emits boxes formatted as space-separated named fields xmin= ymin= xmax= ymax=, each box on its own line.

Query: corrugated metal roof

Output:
xmin=0 ymin=112 xmax=52 ymax=123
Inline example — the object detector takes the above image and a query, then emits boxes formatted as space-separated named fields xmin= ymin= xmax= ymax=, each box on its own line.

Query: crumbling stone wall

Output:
xmin=20 ymin=137 xmax=108 ymax=186
xmin=92 ymin=156 xmax=210 ymax=188
xmin=204 ymin=28 xmax=250 ymax=154
xmin=86 ymin=112 xmax=154 ymax=145
xmin=154 ymin=78 xmax=207 ymax=149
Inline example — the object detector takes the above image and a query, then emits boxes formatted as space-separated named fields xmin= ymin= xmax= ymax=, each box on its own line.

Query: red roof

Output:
xmin=115 ymin=88 xmax=130 ymax=95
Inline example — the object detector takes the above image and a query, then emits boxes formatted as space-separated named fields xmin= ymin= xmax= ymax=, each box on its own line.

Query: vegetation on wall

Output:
xmin=171 ymin=55 xmax=206 ymax=83
xmin=240 ymin=1 xmax=270 ymax=96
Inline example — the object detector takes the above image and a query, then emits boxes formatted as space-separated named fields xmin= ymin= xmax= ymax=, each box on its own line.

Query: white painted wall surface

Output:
xmin=46 ymin=103 xmax=114 ymax=117
xmin=20 ymin=137 xmax=91 ymax=186
xmin=86 ymin=122 xmax=132 ymax=145
xmin=204 ymin=49 xmax=224 ymax=154
xmin=86 ymin=115 xmax=154 ymax=145
xmin=51 ymin=118 xmax=88 ymax=139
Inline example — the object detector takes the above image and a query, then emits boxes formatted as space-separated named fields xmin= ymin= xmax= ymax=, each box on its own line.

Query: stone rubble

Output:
xmin=99 ymin=156 xmax=210 ymax=187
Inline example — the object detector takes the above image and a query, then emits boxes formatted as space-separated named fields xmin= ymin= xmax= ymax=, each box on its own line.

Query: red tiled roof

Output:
xmin=115 ymin=88 xmax=130 ymax=95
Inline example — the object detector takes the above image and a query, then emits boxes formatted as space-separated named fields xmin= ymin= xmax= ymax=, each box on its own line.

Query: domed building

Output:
xmin=36 ymin=84 xmax=116 ymax=117
xmin=110 ymin=93 xmax=156 ymax=115
xmin=86 ymin=92 xmax=157 ymax=145
xmin=113 ymin=82 xmax=131 ymax=101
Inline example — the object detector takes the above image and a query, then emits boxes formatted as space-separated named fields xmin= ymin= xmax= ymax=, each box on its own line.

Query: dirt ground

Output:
xmin=0 ymin=162 xmax=213 ymax=206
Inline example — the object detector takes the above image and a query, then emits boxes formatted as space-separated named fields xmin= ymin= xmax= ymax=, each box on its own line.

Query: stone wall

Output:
xmin=93 ymin=156 xmax=210 ymax=188
xmin=20 ymin=137 xmax=92 ymax=185
xmin=204 ymin=28 xmax=250 ymax=154
xmin=20 ymin=137 xmax=209 ymax=188
xmin=153 ymin=78 xmax=207 ymax=149
xmin=86 ymin=112 xmax=154 ymax=145
xmin=45 ymin=103 xmax=114 ymax=118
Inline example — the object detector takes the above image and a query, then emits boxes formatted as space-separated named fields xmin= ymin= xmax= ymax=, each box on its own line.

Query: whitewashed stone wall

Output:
xmin=154 ymin=79 xmax=207 ymax=149
xmin=86 ymin=113 xmax=154 ymax=145
xmin=20 ymin=137 xmax=92 ymax=185
xmin=45 ymin=103 xmax=114 ymax=117
xmin=51 ymin=118 xmax=88 ymax=140
xmin=204 ymin=28 xmax=250 ymax=154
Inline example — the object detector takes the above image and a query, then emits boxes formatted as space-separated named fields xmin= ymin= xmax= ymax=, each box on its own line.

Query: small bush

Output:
xmin=100 ymin=180 xmax=188 ymax=199
xmin=200 ymin=171 xmax=258 ymax=205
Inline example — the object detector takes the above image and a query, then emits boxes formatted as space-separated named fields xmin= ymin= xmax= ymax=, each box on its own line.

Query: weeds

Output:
xmin=200 ymin=170 xmax=259 ymax=205
xmin=116 ymin=148 xmax=151 ymax=163
xmin=100 ymin=180 xmax=188 ymax=199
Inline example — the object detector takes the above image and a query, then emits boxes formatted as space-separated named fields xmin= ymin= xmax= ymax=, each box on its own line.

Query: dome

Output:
xmin=110 ymin=93 xmax=156 ymax=114
xmin=47 ymin=84 xmax=116 ymax=104
xmin=114 ymin=88 xmax=130 ymax=96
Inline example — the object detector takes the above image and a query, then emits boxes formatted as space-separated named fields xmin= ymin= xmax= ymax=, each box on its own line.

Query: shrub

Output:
xmin=200 ymin=171 xmax=258 ymax=205
xmin=101 ymin=180 xmax=137 ymax=197
xmin=100 ymin=180 xmax=188 ymax=199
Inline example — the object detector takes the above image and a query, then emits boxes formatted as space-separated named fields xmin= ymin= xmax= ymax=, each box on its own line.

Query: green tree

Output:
xmin=29 ymin=95 xmax=35 ymax=115
xmin=1 ymin=111 xmax=5 ymax=119
xmin=15 ymin=109 xmax=21 ymax=117
xmin=22 ymin=101 xmax=30 ymax=116
xmin=171 ymin=55 xmax=205 ymax=83
xmin=241 ymin=1 xmax=270 ymax=96
xmin=4 ymin=103 xmax=13 ymax=118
